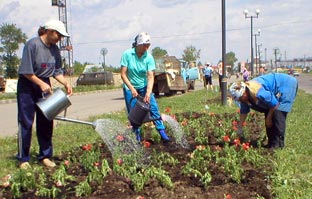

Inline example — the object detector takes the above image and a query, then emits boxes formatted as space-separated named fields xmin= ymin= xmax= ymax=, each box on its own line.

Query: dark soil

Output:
xmin=0 ymin=111 xmax=274 ymax=199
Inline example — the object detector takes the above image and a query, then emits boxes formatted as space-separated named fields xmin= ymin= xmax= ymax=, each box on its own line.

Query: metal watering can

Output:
xmin=128 ymin=95 xmax=161 ymax=127
xmin=36 ymin=88 xmax=96 ymax=128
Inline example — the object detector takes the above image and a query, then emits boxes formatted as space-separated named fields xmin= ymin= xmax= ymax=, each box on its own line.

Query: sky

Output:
xmin=1 ymin=0 xmax=312 ymax=67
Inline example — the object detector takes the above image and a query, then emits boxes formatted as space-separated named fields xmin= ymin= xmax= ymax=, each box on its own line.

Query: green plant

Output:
xmin=75 ymin=180 xmax=92 ymax=197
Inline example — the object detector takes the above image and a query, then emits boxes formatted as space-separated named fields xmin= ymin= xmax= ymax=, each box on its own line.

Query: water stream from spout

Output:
xmin=94 ymin=119 xmax=149 ymax=164
xmin=161 ymin=114 xmax=190 ymax=149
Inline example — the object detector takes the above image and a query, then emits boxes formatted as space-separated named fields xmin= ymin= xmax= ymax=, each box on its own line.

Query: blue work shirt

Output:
xmin=240 ymin=73 xmax=298 ymax=114
xmin=120 ymin=48 xmax=155 ymax=89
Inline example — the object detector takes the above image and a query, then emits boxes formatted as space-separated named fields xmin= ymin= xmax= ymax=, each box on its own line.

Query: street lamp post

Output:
xmin=244 ymin=9 xmax=260 ymax=76
xmin=257 ymin=43 xmax=262 ymax=70
xmin=253 ymin=29 xmax=260 ymax=74
xmin=101 ymin=48 xmax=108 ymax=70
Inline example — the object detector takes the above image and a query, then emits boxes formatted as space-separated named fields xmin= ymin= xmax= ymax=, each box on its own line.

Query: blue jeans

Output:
xmin=123 ymin=86 xmax=165 ymax=131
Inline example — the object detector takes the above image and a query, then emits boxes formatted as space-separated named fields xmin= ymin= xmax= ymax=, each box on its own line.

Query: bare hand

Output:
xmin=144 ymin=93 xmax=151 ymax=103
xmin=265 ymin=118 xmax=273 ymax=128
xmin=40 ymin=83 xmax=52 ymax=94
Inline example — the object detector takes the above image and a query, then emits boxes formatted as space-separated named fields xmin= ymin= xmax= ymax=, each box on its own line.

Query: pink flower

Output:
xmin=116 ymin=135 xmax=125 ymax=142
xmin=55 ymin=180 xmax=63 ymax=187
xmin=116 ymin=158 xmax=123 ymax=166
xmin=225 ymin=194 xmax=232 ymax=199
xmin=64 ymin=160 xmax=70 ymax=166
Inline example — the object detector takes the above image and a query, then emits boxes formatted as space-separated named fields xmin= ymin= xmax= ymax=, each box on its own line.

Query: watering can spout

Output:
xmin=54 ymin=116 xmax=97 ymax=129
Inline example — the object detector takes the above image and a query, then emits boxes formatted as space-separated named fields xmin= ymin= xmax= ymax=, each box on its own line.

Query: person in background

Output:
xmin=203 ymin=62 xmax=213 ymax=91
xmin=218 ymin=62 xmax=223 ymax=92
xmin=229 ymin=73 xmax=298 ymax=149
xmin=242 ymin=68 xmax=249 ymax=82
xmin=259 ymin=66 xmax=265 ymax=76
xmin=120 ymin=32 xmax=170 ymax=142
xmin=17 ymin=20 xmax=73 ymax=169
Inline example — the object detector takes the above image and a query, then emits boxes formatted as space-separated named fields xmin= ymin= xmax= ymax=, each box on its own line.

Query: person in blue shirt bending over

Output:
xmin=120 ymin=32 xmax=170 ymax=143
xmin=229 ymin=73 xmax=298 ymax=149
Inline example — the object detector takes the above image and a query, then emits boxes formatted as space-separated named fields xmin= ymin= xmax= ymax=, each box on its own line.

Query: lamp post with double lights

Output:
xmin=257 ymin=43 xmax=262 ymax=73
xmin=254 ymin=29 xmax=261 ymax=74
xmin=244 ymin=9 xmax=260 ymax=76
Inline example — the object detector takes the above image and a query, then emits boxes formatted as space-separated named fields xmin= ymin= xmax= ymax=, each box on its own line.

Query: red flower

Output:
xmin=232 ymin=120 xmax=238 ymax=126
xmin=116 ymin=135 xmax=125 ymax=142
xmin=232 ymin=126 xmax=238 ymax=131
xmin=209 ymin=112 xmax=216 ymax=117
xmin=82 ymin=144 xmax=92 ymax=151
xmin=165 ymin=107 xmax=171 ymax=113
xmin=116 ymin=158 xmax=123 ymax=166
xmin=94 ymin=162 xmax=100 ymax=167
xmin=233 ymin=138 xmax=241 ymax=146
xmin=242 ymin=142 xmax=250 ymax=150
xmin=181 ymin=119 xmax=188 ymax=126
xmin=223 ymin=135 xmax=230 ymax=142
xmin=242 ymin=121 xmax=247 ymax=126
xmin=142 ymin=140 xmax=151 ymax=148
xmin=213 ymin=145 xmax=222 ymax=151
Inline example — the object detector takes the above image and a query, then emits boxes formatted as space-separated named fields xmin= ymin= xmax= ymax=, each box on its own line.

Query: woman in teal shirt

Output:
xmin=120 ymin=32 xmax=170 ymax=142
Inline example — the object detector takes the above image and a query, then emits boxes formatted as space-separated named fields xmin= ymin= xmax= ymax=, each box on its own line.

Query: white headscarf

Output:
xmin=229 ymin=82 xmax=247 ymax=101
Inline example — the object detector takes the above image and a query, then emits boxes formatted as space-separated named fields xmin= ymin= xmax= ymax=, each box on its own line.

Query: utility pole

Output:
xmin=52 ymin=0 xmax=73 ymax=75
xmin=221 ymin=0 xmax=227 ymax=106
xmin=273 ymin=48 xmax=279 ymax=72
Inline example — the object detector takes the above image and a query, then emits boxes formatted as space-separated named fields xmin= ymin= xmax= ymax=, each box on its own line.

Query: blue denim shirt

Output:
xmin=240 ymin=73 xmax=298 ymax=114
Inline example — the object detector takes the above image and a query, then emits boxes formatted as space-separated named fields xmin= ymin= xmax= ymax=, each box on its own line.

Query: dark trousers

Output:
xmin=265 ymin=110 xmax=288 ymax=148
xmin=17 ymin=76 xmax=53 ymax=162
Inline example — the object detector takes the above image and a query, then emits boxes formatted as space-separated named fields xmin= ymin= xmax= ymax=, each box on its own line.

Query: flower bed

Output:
xmin=0 ymin=111 xmax=273 ymax=199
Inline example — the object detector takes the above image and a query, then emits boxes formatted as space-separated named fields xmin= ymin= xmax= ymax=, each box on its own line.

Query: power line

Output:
xmin=74 ymin=18 xmax=312 ymax=45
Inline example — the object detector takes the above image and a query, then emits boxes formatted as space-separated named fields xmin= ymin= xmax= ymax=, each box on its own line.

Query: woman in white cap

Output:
xmin=229 ymin=73 xmax=298 ymax=149
xmin=120 ymin=32 xmax=170 ymax=142
xmin=17 ymin=20 xmax=72 ymax=169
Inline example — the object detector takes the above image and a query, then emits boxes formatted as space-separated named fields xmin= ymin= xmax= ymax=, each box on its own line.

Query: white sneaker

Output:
xmin=20 ymin=162 xmax=31 ymax=169
xmin=42 ymin=158 xmax=56 ymax=168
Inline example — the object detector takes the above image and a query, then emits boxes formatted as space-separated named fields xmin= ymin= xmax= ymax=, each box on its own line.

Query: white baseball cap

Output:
xmin=44 ymin=20 xmax=70 ymax=37
xmin=135 ymin=32 xmax=151 ymax=46
xmin=229 ymin=82 xmax=247 ymax=101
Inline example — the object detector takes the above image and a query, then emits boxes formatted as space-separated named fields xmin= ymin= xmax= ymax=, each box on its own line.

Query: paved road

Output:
xmin=0 ymin=74 xmax=310 ymax=138
xmin=0 ymin=90 xmax=125 ymax=138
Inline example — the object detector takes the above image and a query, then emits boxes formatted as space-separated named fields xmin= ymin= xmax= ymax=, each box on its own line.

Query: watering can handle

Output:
xmin=130 ymin=95 xmax=145 ymax=103
xmin=41 ymin=92 xmax=50 ymax=99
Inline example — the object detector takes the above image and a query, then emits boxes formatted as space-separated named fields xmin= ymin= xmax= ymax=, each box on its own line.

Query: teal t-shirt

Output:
xmin=120 ymin=48 xmax=155 ymax=89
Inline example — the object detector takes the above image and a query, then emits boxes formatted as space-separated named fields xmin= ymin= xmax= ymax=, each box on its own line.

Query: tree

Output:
xmin=225 ymin=51 xmax=237 ymax=73
xmin=181 ymin=45 xmax=201 ymax=63
xmin=0 ymin=23 xmax=27 ymax=78
xmin=152 ymin=47 xmax=168 ymax=59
